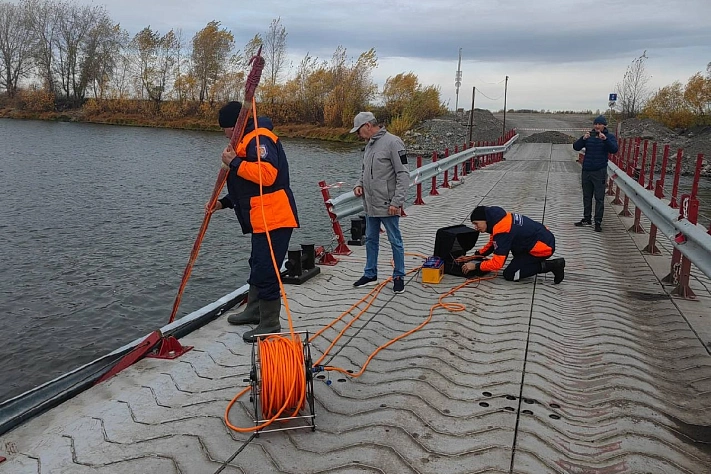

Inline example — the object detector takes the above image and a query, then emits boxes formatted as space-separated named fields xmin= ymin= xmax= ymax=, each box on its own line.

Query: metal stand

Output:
xmin=248 ymin=331 xmax=316 ymax=435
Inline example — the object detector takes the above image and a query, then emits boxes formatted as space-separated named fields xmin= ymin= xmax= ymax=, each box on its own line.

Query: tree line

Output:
xmin=615 ymin=51 xmax=711 ymax=129
xmin=0 ymin=0 xmax=445 ymax=131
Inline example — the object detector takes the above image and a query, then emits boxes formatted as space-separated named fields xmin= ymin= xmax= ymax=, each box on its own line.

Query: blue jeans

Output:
xmin=364 ymin=215 xmax=405 ymax=279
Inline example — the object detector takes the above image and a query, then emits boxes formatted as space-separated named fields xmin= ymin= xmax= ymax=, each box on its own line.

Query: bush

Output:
xmin=16 ymin=89 xmax=55 ymax=112
xmin=388 ymin=112 xmax=416 ymax=136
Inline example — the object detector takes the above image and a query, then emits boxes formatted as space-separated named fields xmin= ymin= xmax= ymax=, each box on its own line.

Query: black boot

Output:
xmin=540 ymin=258 xmax=565 ymax=284
xmin=227 ymin=286 xmax=260 ymax=325
xmin=243 ymin=298 xmax=282 ymax=343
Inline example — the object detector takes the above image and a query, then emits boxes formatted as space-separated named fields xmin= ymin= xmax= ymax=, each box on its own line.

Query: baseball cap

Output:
xmin=350 ymin=111 xmax=376 ymax=133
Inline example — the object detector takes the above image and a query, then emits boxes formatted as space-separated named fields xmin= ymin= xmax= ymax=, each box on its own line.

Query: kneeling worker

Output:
xmin=462 ymin=206 xmax=565 ymax=283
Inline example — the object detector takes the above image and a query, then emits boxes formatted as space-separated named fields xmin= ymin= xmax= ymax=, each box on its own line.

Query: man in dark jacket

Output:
xmin=212 ymin=101 xmax=299 ymax=342
xmin=461 ymin=206 xmax=565 ymax=284
xmin=573 ymin=115 xmax=619 ymax=232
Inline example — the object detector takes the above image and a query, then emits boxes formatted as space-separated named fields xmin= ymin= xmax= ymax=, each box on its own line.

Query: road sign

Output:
xmin=609 ymin=101 xmax=616 ymax=108
xmin=609 ymin=93 xmax=617 ymax=101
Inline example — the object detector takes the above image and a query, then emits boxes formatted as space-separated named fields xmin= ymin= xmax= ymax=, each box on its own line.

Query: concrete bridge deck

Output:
xmin=2 ymin=143 xmax=710 ymax=474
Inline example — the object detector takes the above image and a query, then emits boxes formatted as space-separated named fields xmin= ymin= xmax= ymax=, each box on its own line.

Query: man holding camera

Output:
xmin=573 ymin=115 xmax=619 ymax=232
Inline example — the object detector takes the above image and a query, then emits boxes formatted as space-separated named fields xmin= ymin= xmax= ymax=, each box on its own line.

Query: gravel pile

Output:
xmin=404 ymin=109 xmax=505 ymax=156
xmin=520 ymin=131 xmax=576 ymax=144
xmin=619 ymin=118 xmax=710 ymax=176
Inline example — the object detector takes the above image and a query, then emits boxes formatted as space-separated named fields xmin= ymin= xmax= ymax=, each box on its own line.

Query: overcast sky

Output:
xmin=23 ymin=0 xmax=711 ymax=112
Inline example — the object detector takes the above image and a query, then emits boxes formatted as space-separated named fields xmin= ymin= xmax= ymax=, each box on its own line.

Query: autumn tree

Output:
xmin=382 ymin=72 xmax=445 ymax=123
xmin=281 ymin=52 xmax=324 ymax=123
xmin=53 ymin=2 xmax=111 ymax=105
xmin=241 ymin=34 xmax=261 ymax=70
xmin=191 ymin=20 xmax=234 ymax=104
xmin=131 ymin=27 xmax=180 ymax=104
xmin=641 ymin=81 xmax=693 ymax=129
xmin=81 ymin=18 xmax=125 ymax=100
xmin=683 ymin=72 xmax=711 ymax=119
xmin=323 ymin=46 xmax=377 ymax=127
xmin=0 ymin=1 xmax=34 ymax=97
xmin=265 ymin=18 xmax=287 ymax=83
xmin=382 ymin=72 xmax=418 ymax=116
xmin=615 ymin=51 xmax=651 ymax=118
xmin=24 ymin=0 xmax=59 ymax=92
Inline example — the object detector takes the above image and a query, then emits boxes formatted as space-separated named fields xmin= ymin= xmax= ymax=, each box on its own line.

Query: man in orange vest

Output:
xmin=211 ymin=101 xmax=299 ymax=342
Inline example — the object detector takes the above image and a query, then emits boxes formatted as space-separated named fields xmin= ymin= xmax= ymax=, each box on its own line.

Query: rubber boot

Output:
xmin=227 ymin=286 xmax=260 ymax=325
xmin=540 ymin=258 xmax=565 ymax=284
xmin=243 ymin=298 xmax=282 ymax=343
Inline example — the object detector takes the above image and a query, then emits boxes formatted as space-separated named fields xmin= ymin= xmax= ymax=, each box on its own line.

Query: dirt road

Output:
xmin=494 ymin=112 xmax=598 ymax=138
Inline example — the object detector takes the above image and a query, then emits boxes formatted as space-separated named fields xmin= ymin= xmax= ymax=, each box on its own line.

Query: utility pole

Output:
xmin=454 ymin=48 xmax=462 ymax=114
xmin=467 ymin=86 xmax=476 ymax=145
xmin=502 ymin=75 xmax=509 ymax=137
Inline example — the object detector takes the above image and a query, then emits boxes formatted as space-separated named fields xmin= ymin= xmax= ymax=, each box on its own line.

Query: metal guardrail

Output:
xmin=609 ymin=161 xmax=711 ymax=279
xmin=327 ymin=135 xmax=519 ymax=221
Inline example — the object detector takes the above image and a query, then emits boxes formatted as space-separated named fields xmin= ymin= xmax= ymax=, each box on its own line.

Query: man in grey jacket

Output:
xmin=350 ymin=112 xmax=409 ymax=294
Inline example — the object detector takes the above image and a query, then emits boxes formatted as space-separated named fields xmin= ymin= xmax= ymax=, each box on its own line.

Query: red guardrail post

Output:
xmin=639 ymin=140 xmax=648 ymax=188
xmin=646 ymin=142 xmax=657 ymax=190
xmin=619 ymin=139 xmax=635 ymax=217
xmin=319 ymin=181 xmax=352 ymax=256
xmin=441 ymin=148 xmax=450 ymax=188
xmin=668 ymin=193 xmax=697 ymax=299
xmin=629 ymin=140 xmax=647 ymax=233
xmin=658 ymin=144 xmax=670 ymax=199
xmin=452 ymin=145 xmax=460 ymax=181
xmin=670 ymin=156 xmax=703 ymax=299
xmin=669 ymin=149 xmax=683 ymax=209
xmin=643 ymin=174 xmax=663 ymax=255
xmin=663 ymin=154 xmax=703 ymax=298
xmin=414 ymin=156 xmax=425 ymax=205
xmin=460 ymin=142 xmax=468 ymax=176
xmin=429 ymin=151 xmax=440 ymax=196
xmin=612 ymin=138 xmax=624 ymax=204
xmin=606 ymin=147 xmax=617 ymax=196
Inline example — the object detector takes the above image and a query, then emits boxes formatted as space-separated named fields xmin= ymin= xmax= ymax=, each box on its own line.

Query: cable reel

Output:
xmin=247 ymin=331 xmax=316 ymax=434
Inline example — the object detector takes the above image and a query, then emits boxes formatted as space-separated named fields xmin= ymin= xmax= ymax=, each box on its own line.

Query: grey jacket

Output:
xmin=355 ymin=128 xmax=409 ymax=217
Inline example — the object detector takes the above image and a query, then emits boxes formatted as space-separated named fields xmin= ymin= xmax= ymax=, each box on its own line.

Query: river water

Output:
xmin=1 ymin=120 xmax=709 ymax=403
xmin=0 ymin=119 xmax=363 ymax=402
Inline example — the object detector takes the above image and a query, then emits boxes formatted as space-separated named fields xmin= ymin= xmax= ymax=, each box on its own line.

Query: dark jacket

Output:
xmin=573 ymin=127 xmax=619 ymax=171
xmin=477 ymin=206 xmax=555 ymax=272
xmin=220 ymin=117 xmax=299 ymax=234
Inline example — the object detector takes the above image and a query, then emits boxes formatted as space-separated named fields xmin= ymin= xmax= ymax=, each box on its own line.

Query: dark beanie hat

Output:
xmin=470 ymin=206 xmax=487 ymax=222
xmin=218 ymin=101 xmax=242 ymax=128
xmin=593 ymin=114 xmax=607 ymax=125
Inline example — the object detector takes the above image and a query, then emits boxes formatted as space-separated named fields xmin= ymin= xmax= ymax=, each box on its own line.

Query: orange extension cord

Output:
xmin=224 ymin=98 xmax=497 ymax=433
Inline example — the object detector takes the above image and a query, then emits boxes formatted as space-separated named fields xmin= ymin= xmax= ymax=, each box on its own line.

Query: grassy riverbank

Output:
xmin=0 ymin=106 xmax=357 ymax=143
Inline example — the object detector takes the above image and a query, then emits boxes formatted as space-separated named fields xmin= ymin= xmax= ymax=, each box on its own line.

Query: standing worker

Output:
xmin=210 ymin=101 xmax=299 ymax=343
xmin=350 ymin=111 xmax=409 ymax=294
xmin=572 ymin=115 xmax=619 ymax=232
xmin=461 ymin=206 xmax=565 ymax=283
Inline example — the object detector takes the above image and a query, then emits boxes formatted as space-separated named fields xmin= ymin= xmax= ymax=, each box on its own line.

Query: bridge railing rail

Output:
xmin=606 ymin=137 xmax=710 ymax=298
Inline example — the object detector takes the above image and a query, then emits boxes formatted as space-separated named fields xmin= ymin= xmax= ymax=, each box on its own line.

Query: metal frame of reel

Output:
xmin=248 ymin=330 xmax=316 ymax=435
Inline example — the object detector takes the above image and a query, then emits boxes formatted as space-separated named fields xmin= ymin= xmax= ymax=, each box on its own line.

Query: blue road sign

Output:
xmin=609 ymin=93 xmax=617 ymax=101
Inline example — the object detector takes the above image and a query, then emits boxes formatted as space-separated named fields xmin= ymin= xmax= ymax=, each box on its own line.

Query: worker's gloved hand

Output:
xmin=472 ymin=250 xmax=487 ymax=259
xmin=462 ymin=261 xmax=490 ymax=277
